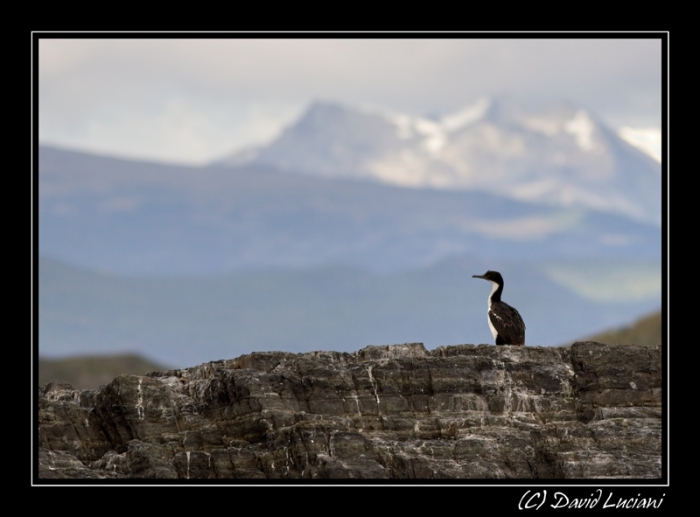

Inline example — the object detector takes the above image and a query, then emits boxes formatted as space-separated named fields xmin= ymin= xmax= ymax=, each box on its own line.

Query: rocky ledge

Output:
xmin=38 ymin=341 xmax=662 ymax=480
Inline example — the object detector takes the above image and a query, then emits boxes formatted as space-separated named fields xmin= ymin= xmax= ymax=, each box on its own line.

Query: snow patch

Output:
xmin=472 ymin=216 xmax=570 ymax=240
xmin=565 ymin=110 xmax=596 ymax=152
xmin=618 ymin=126 xmax=662 ymax=163
xmin=441 ymin=97 xmax=491 ymax=132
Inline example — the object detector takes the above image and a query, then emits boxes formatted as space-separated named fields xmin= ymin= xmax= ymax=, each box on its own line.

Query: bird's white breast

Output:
xmin=487 ymin=310 xmax=498 ymax=340
xmin=487 ymin=280 xmax=499 ymax=340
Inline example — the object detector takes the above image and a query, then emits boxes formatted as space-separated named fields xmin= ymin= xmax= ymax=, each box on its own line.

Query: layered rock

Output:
xmin=38 ymin=341 xmax=662 ymax=480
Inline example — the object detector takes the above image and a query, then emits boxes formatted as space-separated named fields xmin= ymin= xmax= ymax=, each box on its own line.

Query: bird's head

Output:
xmin=472 ymin=270 xmax=504 ymax=284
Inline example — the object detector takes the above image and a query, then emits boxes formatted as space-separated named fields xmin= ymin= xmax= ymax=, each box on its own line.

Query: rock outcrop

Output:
xmin=37 ymin=341 xmax=662 ymax=480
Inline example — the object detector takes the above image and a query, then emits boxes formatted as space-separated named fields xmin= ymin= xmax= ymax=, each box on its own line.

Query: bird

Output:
xmin=472 ymin=270 xmax=526 ymax=346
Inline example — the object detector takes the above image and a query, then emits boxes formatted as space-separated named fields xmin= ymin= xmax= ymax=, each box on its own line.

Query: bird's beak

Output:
xmin=472 ymin=274 xmax=484 ymax=279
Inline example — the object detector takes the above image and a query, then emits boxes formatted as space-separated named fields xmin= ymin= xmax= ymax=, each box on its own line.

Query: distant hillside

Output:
xmin=38 ymin=354 xmax=170 ymax=390
xmin=39 ymin=144 xmax=660 ymax=277
xmin=39 ymin=256 xmax=661 ymax=367
xmin=581 ymin=310 xmax=662 ymax=346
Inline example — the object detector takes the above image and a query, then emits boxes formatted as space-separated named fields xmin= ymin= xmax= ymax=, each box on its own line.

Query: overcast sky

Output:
xmin=38 ymin=35 xmax=664 ymax=166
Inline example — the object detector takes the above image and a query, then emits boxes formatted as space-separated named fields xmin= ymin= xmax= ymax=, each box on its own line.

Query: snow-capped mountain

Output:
xmin=217 ymin=98 xmax=661 ymax=226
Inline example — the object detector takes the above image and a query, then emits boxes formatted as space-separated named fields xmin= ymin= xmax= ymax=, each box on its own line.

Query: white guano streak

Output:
xmin=367 ymin=366 xmax=381 ymax=410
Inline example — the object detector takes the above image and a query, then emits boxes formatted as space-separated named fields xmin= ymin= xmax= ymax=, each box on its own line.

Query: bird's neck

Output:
xmin=488 ymin=281 xmax=503 ymax=305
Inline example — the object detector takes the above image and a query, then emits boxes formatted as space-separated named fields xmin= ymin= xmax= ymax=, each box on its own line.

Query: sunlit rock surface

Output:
xmin=38 ymin=341 xmax=661 ymax=480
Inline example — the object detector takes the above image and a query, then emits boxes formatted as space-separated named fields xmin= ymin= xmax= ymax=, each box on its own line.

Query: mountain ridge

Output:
xmin=216 ymin=98 xmax=661 ymax=225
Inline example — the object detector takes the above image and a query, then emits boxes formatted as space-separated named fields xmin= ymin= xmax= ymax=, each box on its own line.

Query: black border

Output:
xmin=31 ymin=32 xmax=669 ymax=505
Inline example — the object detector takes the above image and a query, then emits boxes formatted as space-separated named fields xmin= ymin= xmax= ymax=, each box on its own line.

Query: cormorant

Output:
xmin=472 ymin=270 xmax=526 ymax=345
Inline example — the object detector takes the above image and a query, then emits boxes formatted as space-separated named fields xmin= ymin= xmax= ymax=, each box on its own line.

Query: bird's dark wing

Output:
xmin=489 ymin=303 xmax=526 ymax=345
